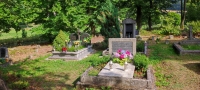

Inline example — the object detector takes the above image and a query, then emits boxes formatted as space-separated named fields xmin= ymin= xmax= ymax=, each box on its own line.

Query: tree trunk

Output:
xmin=180 ymin=0 xmax=186 ymax=30
xmin=136 ymin=6 xmax=142 ymax=30
xmin=148 ymin=0 xmax=153 ymax=30
xmin=90 ymin=22 xmax=96 ymax=36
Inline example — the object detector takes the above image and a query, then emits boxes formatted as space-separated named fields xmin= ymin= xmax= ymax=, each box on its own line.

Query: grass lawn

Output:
xmin=0 ymin=51 xmax=110 ymax=90
xmin=181 ymin=44 xmax=200 ymax=50
xmin=1 ymin=30 xmax=200 ymax=90
xmin=149 ymin=42 xmax=200 ymax=90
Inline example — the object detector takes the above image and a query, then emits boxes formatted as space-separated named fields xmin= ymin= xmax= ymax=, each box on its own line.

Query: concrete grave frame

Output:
xmin=173 ymin=39 xmax=200 ymax=55
xmin=49 ymin=45 xmax=93 ymax=60
xmin=109 ymin=38 xmax=136 ymax=55
xmin=76 ymin=66 xmax=156 ymax=90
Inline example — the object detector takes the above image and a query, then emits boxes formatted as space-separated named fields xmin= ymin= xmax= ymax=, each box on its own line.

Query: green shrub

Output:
xmin=89 ymin=55 xmax=110 ymax=67
xmin=92 ymin=42 xmax=108 ymax=50
xmin=187 ymin=21 xmax=200 ymax=34
xmin=136 ymin=40 xmax=144 ymax=52
xmin=134 ymin=53 xmax=149 ymax=71
xmin=153 ymin=12 xmax=181 ymax=35
xmin=53 ymin=30 xmax=68 ymax=51
xmin=22 ymin=29 xmax=27 ymax=38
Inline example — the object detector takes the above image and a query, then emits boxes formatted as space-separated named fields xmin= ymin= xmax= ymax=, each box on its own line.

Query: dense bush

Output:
xmin=186 ymin=3 xmax=200 ymax=21
xmin=137 ymin=40 xmax=144 ymax=52
xmin=153 ymin=12 xmax=181 ymax=35
xmin=53 ymin=30 xmax=68 ymax=51
xmin=187 ymin=21 xmax=200 ymax=34
xmin=92 ymin=42 xmax=108 ymax=50
xmin=134 ymin=53 xmax=149 ymax=71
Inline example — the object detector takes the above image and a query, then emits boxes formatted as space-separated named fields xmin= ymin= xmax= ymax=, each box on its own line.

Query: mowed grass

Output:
xmin=148 ymin=42 xmax=200 ymax=90
xmin=0 ymin=52 xmax=104 ymax=90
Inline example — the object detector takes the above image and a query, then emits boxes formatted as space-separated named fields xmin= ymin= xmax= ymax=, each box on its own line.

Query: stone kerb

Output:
xmin=109 ymin=38 xmax=136 ymax=55
xmin=173 ymin=43 xmax=200 ymax=55
xmin=77 ymin=67 xmax=155 ymax=90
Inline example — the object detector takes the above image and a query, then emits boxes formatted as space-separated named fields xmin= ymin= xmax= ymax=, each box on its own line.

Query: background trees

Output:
xmin=0 ymin=0 xmax=199 ymax=41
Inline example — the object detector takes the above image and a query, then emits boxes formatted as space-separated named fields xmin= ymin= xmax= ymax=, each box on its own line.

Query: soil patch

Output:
xmin=8 ymin=44 xmax=52 ymax=62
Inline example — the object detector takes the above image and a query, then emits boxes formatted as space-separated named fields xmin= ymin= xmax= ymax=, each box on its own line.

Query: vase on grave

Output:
xmin=109 ymin=61 xmax=113 ymax=70
xmin=124 ymin=61 xmax=128 ymax=71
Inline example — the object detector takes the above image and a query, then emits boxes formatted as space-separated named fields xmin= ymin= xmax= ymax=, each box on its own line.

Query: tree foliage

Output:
xmin=98 ymin=0 xmax=120 ymax=42
xmin=53 ymin=30 xmax=68 ymax=51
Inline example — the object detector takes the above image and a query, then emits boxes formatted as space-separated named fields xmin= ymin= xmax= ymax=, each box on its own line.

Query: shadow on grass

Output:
xmin=0 ymin=56 xmax=80 ymax=89
xmin=183 ymin=63 xmax=200 ymax=75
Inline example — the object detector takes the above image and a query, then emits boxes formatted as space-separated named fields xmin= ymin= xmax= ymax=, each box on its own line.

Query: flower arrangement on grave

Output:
xmin=112 ymin=49 xmax=133 ymax=66
xmin=62 ymin=47 xmax=67 ymax=52
xmin=73 ymin=40 xmax=81 ymax=46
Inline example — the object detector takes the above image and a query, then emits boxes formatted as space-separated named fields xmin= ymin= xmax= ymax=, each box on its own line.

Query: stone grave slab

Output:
xmin=98 ymin=63 xmax=135 ymax=78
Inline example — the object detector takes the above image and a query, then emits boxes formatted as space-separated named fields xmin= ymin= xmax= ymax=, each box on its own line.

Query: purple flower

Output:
xmin=121 ymin=50 xmax=126 ymax=54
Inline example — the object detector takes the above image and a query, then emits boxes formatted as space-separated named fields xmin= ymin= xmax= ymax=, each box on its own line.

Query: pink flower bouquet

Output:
xmin=112 ymin=49 xmax=133 ymax=65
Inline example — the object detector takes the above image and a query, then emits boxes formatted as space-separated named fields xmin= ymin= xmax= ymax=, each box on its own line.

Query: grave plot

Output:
xmin=77 ymin=37 xmax=156 ymax=89
xmin=173 ymin=26 xmax=200 ymax=55
xmin=49 ymin=30 xmax=93 ymax=60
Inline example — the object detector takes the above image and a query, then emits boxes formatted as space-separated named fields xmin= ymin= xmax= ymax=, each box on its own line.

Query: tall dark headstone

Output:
xmin=122 ymin=18 xmax=136 ymax=38
xmin=0 ymin=47 xmax=9 ymax=58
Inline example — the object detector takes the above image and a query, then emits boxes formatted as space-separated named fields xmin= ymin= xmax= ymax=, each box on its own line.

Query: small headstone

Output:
xmin=80 ymin=33 xmax=90 ymax=41
xmin=0 ymin=47 xmax=9 ymax=58
xmin=144 ymin=41 xmax=147 ymax=55
xmin=69 ymin=33 xmax=78 ymax=41
xmin=189 ymin=26 xmax=193 ymax=40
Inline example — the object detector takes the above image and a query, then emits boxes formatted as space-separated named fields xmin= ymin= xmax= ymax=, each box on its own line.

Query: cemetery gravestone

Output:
xmin=80 ymin=33 xmax=90 ymax=41
xmin=80 ymin=33 xmax=90 ymax=46
xmin=122 ymin=18 xmax=137 ymax=38
xmin=189 ymin=26 xmax=193 ymax=40
xmin=109 ymin=38 xmax=136 ymax=55
xmin=69 ymin=33 xmax=78 ymax=41
xmin=0 ymin=47 xmax=9 ymax=58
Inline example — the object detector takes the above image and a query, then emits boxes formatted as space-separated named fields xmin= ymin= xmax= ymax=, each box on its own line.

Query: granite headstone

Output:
xmin=69 ymin=33 xmax=78 ymax=41
xmin=109 ymin=38 xmax=136 ymax=55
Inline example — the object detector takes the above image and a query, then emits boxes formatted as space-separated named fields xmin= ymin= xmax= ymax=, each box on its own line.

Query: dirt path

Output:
xmin=8 ymin=44 xmax=52 ymax=62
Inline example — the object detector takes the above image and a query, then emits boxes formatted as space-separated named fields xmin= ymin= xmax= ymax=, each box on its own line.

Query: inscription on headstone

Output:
xmin=112 ymin=41 xmax=133 ymax=53
xmin=109 ymin=38 xmax=136 ymax=55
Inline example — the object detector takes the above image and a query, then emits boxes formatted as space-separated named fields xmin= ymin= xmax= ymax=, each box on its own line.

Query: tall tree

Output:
xmin=180 ymin=0 xmax=187 ymax=30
